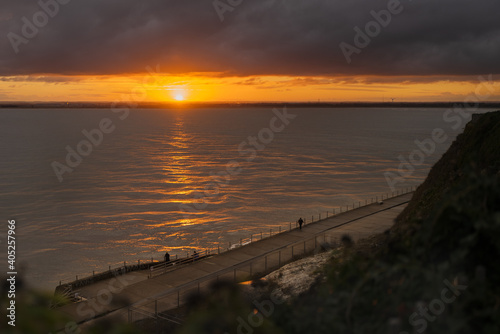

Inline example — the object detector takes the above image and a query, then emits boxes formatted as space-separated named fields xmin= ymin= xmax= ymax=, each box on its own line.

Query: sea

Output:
xmin=0 ymin=107 xmax=493 ymax=290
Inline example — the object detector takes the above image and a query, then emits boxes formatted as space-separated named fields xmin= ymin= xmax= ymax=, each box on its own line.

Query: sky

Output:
xmin=1 ymin=0 xmax=499 ymax=102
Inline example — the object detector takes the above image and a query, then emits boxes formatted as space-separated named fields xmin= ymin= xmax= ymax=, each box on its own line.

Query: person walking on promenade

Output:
xmin=164 ymin=251 xmax=170 ymax=262
xmin=298 ymin=217 xmax=304 ymax=230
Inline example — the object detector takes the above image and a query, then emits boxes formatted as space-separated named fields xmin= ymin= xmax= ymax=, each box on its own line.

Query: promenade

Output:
xmin=56 ymin=192 xmax=413 ymax=326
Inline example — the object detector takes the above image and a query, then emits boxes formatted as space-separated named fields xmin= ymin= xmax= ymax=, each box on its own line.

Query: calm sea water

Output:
xmin=0 ymin=107 xmax=491 ymax=290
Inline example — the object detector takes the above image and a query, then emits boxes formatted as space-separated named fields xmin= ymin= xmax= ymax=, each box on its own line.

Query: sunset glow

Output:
xmin=1 ymin=74 xmax=499 ymax=103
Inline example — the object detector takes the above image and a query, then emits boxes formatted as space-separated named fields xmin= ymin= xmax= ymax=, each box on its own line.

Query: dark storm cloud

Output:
xmin=0 ymin=0 xmax=499 ymax=77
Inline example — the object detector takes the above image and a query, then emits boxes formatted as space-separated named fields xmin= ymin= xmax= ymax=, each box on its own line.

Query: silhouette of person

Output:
xmin=164 ymin=251 xmax=170 ymax=262
xmin=298 ymin=217 xmax=304 ymax=230
xmin=193 ymin=250 xmax=199 ymax=259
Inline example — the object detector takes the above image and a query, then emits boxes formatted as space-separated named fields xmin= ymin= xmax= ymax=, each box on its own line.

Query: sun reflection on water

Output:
xmin=161 ymin=115 xmax=194 ymax=188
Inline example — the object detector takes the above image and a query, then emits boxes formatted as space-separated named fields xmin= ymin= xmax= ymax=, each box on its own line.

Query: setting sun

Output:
xmin=171 ymin=87 xmax=188 ymax=101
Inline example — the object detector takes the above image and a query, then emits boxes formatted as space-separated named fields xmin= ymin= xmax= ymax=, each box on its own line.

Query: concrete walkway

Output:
xmin=56 ymin=192 xmax=412 ymax=326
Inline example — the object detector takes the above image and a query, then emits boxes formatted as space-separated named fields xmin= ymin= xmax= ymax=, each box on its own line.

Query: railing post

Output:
xmin=93 ymin=270 xmax=95 ymax=276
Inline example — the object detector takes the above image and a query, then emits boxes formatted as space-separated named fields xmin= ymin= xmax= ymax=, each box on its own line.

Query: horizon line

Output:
xmin=1 ymin=101 xmax=500 ymax=109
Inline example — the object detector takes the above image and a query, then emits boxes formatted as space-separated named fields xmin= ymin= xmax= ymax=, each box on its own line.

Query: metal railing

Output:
xmin=58 ymin=258 xmax=160 ymax=286
xmin=148 ymin=252 xmax=212 ymax=278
